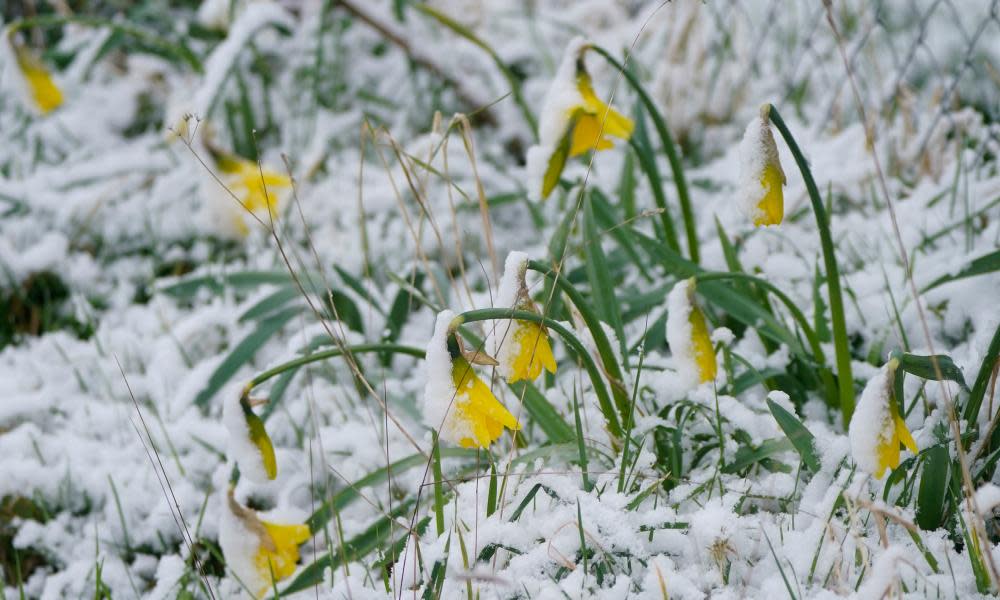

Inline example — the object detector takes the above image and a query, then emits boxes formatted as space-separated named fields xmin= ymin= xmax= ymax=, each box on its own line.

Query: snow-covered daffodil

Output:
xmin=4 ymin=31 xmax=62 ymax=115
xmin=526 ymin=37 xmax=634 ymax=200
xmin=488 ymin=252 xmax=557 ymax=383
xmin=424 ymin=311 xmax=520 ymax=448
xmin=849 ymin=358 xmax=918 ymax=478
xmin=666 ymin=278 xmax=717 ymax=388
xmin=738 ymin=105 xmax=785 ymax=226
xmin=224 ymin=392 xmax=277 ymax=483
xmin=219 ymin=488 xmax=310 ymax=598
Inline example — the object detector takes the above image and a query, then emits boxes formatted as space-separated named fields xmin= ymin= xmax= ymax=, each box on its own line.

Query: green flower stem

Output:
xmin=768 ymin=105 xmax=855 ymax=424
xmin=694 ymin=271 xmax=839 ymax=408
xmin=243 ymin=343 xmax=425 ymax=396
xmin=590 ymin=45 xmax=699 ymax=264
xmin=458 ymin=308 xmax=623 ymax=440
xmin=527 ymin=260 xmax=631 ymax=417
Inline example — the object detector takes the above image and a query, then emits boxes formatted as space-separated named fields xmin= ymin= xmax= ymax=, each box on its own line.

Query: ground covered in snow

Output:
xmin=1 ymin=1 xmax=1000 ymax=598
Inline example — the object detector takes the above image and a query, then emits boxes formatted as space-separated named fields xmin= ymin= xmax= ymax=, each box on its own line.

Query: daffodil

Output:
xmin=450 ymin=356 xmax=520 ymax=447
xmin=738 ymin=105 xmax=785 ymax=227
xmin=505 ymin=322 xmax=557 ymax=382
xmin=224 ymin=392 xmax=277 ymax=484
xmin=219 ymin=488 xmax=310 ymax=598
xmin=849 ymin=358 xmax=918 ymax=478
xmin=488 ymin=251 xmax=557 ymax=383
xmin=666 ymin=278 xmax=717 ymax=388
xmin=5 ymin=32 xmax=62 ymax=115
xmin=526 ymin=37 xmax=634 ymax=200
xmin=424 ymin=310 xmax=520 ymax=448
xmin=214 ymin=152 xmax=291 ymax=235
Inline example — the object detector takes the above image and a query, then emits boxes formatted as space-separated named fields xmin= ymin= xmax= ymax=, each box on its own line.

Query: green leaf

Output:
xmin=334 ymin=265 xmax=384 ymax=314
xmin=922 ymin=250 xmax=1000 ymax=292
xmin=324 ymin=289 xmax=364 ymax=334
xmin=965 ymin=321 xmax=1000 ymax=422
xmin=767 ymin=399 xmax=821 ymax=472
xmin=159 ymin=270 xmax=318 ymax=299
xmin=915 ymin=445 xmax=950 ymax=530
xmin=724 ymin=438 xmax=795 ymax=474
xmin=381 ymin=271 xmax=426 ymax=365
xmin=280 ymin=503 xmax=423 ymax=597
xmin=307 ymin=448 xmax=478 ymax=533
xmin=509 ymin=381 xmax=574 ymax=444
xmin=583 ymin=195 xmax=626 ymax=363
xmin=893 ymin=352 xmax=969 ymax=391
xmin=239 ymin=286 xmax=299 ymax=322
xmin=194 ymin=306 xmax=302 ymax=410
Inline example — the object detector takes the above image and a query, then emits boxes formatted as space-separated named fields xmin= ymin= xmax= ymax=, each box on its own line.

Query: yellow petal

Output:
xmin=895 ymin=412 xmax=918 ymax=455
xmin=451 ymin=358 xmax=520 ymax=448
xmin=16 ymin=48 xmax=62 ymax=114
xmin=578 ymin=75 xmax=634 ymax=140
xmin=754 ymin=163 xmax=784 ymax=226
xmin=688 ymin=305 xmax=716 ymax=383
xmin=508 ymin=321 xmax=557 ymax=383
xmin=242 ymin=401 xmax=277 ymax=480
xmin=254 ymin=521 xmax=310 ymax=594
xmin=569 ymin=113 xmax=616 ymax=156
xmin=874 ymin=429 xmax=901 ymax=479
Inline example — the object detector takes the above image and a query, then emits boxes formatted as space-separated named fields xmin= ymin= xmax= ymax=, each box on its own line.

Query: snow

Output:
xmin=2 ymin=1 xmax=999 ymax=598
xmin=423 ymin=309 xmax=470 ymax=444
xmin=218 ymin=488 xmax=266 ymax=597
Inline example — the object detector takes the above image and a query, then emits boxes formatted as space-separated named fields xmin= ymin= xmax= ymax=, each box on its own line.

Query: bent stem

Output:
xmin=768 ymin=105 xmax=854 ymax=425
xmin=243 ymin=342 xmax=426 ymax=396
xmin=590 ymin=45 xmax=698 ymax=264
xmin=457 ymin=308 xmax=623 ymax=440
xmin=527 ymin=259 xmax=631 ymax=417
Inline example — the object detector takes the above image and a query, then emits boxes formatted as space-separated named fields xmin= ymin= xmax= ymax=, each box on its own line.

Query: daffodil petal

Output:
xmin=688 ymin=305 xmax=716 ymax=383
xmin=754 ymin=163 xmax=784 ymax=226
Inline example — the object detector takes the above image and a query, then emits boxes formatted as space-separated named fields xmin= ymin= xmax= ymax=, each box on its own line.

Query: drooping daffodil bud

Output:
xmin=488 ymin=252 xmax=557 ymax=383
xmin=224 ymin=391 xmax=277 ymax=483
xmin=849 ymin=358 xmax=918 ymax=478
xmin=738 ymin=104 xmax=785 ymax=227
xmin=666 ymin=278 xmax=716 ymax=389
xmin=219 ymin=487 xmax=310 ymax=598
xmin=424 ymin=310 xmax=520 ymax=448
xmin=526 ymin=37 xmax=634 ymax=200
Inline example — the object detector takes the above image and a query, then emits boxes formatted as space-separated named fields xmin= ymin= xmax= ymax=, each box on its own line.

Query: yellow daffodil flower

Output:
xmin=10 ymin=41 xmax=63 ymax=114
xmin=217 ymin=154 xmax=290 ymax=231
xmin=220 ymin=488 xmax=310 ymax=598
xmin=490 ymin=251 xmax=558 ymax=383
xmin=506 ymin=321 xmax=557 ymax=383
xmin=666 ymin=278 xmax=717 ymax=388
xmin=739 ymin=105 xmax=785 ymax=226
xmin=450 ymin=356 xmax=520 ymax=448
xmin=687 ymin=300 xmax=716 ymax=384
xmin=849 ymin=358 xmax=919 ymax=478
xmin=528 ymin=38 xmax=634 ymax=200
xmin=425 ymin=310 xmax=520 ymax=448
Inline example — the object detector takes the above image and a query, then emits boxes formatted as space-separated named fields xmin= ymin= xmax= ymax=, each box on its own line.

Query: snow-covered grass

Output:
xmin=2 ymin=0 xmax=1000 ymax=598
